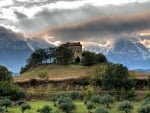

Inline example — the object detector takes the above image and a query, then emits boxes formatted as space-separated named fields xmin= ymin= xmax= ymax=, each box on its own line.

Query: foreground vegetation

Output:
xmin=1 ymin=48 xmax=150 ymax=113
xmin=7 ymin=100 xmax=142 ymax=113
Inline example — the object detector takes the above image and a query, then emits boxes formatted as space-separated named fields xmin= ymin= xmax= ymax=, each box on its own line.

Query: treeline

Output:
xmin=0 ymin=65 xmax=26 ymax=112
xmin=20 ymin=46 xmax=107 ymax=73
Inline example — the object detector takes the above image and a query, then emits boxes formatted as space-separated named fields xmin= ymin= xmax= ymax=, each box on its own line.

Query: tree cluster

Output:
xmin=21 ymin=46 xmax=107 ymax=74
xmin=82 ymin=51 xmax=107 ymax=66
xmin=0 ymin=65 xmax=26 ymax=101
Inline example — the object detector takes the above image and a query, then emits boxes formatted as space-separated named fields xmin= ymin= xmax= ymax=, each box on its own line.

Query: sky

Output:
xmin=0 ymin=0 xmax=150 ymax=48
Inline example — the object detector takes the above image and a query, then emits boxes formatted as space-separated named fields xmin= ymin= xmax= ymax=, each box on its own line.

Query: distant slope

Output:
xmin=14 ymin=64 xmax=150 ymax=82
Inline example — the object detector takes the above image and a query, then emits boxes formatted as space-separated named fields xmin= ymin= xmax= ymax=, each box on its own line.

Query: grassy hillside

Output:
xmin=14 ymin=64 xmax=150 ymax=82
xmin=14 ymin=64 xmax=107 ymax=82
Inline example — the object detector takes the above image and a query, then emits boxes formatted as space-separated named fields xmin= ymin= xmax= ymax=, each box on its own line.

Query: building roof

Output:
xmin=64 ymin=42 xmax=82 ymax=46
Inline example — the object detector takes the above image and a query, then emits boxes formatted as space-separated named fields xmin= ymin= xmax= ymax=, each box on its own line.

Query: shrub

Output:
xmin=57 ymin=97 xmax=75 ymax=113
xmin=57 ymin=97 xmax=72 ymax=105
xmin=38 ymin=71 xmax=48 ymax=79
xmin=39 ymin=105 xmax=52 ymax=113
xmin=86 ymin=101 xmax=95 ymax=110
xmin=0 ymin=81 xmax=26 ymax=101
xmin=126 ymin=87 xmax=137 ymax=100
xmin=95 ymin=107 xmax=109 ymax=113
xmin=59 ymin=102 xmax=75 ymax=113
xmin=0 ymin=107 xmax=4 ymax=113
xmin=118 ymin=101 xmax=134 ymax=113
xmin=138 ymin=104 xmax=150 ymax=113
xmin=69 ymin=91 xmax=79 ymax=100
xmin=102 ymin=94 xmax=114 ymax=108
xmin=20 ymin=103 xmax=31 ymax=113
xmin=144 ymin=92 xmax=150 ymax=100
xmin=56 ymin=92 xmax=68 ymax=99
xmin=0 ymin=98 xmax=12 ymax=112
xmin=50 ymin=94 xmax=57 ymax=106
xmin=77 ymin=76 xmax=89 ymax=86
xmin=90 ymin=95 xmax=103 ymax=104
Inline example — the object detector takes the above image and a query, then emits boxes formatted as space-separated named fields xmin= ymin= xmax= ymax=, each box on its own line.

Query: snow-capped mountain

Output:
xmin=84 ymin=38 xmax=150 ymax=69
xmin=0 ymin=26 xmax=52 ymax=72
xmin=1 ymin=25 xmax=150 ymax=72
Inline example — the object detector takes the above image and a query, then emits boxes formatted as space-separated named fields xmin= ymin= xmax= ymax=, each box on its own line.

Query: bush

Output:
xmin=142 ymin=97 xmax=150 ymax=106
xmin=57 ymin=96 xmax=75 ymax=113
xmin=90 ymin=95 xmax=103 ymax=104
xmin=38 ymin=71 xmax=48 ymax=79
xmin=118 ymin=101 xmax=134 ymax=113
xmin=0 ymin=81 xmax=26 ymax=101
xmin=95 ymin=107 xmax=109 ymax=113
xmin=57 ymin=97 xmax=72 ymax=105
xmin=144 ymin=92 xmax=150 ymax=100
xmin=0 ymin=107 xmax=4 ymax=113
xmin=138 ymin=104 xmax=150 ymax=113
xmin=39 ymin=105 xmax=52 ymax=113
xmin=56 ymin=92 xmax=68 ymax=99
xmin=69 ymin=92 xmax=79 ymax=100
xmin=59 ymin=102 xmax=75 ymax=113
xmin=86 ymin=101 xmax=95 ymax=110
xmin=0 ymin=98 xmax=12 ymax=112
xmin=126 ymin=87 xmax=137 ymax=100
xmin=77 ymin=76 xmax=89 ymax=86
xmin=20 ymin=103 xmax=31 ymax=113
xmin=102 ymin=94 xmax=114 ymax=108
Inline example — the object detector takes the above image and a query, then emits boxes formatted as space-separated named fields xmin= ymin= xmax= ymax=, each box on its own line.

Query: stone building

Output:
xmin=61 ymin=42 xmax=82 ymax=63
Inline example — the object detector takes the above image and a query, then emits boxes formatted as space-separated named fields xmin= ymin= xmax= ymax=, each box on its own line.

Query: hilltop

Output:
xmin=14 ymin=64 xmax=150 ymax=82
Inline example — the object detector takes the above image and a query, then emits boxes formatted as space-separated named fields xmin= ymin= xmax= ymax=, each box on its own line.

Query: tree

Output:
xmin=138 ymin=104 xmax=150 ymax=113
xmin=95 ymin=107 xmax=109 ymax=113
xmin=47 ymin=47 xmax=56 ymax=63
xmin=55 ymin=46 xmax=73 ymax=65
xmin=82 ymin=51 xmax=97 ymax=66
xmin=20 ymin=103 xmax=31 ymax=113
xmin=0 ymin=65 xmax=12 ymax=82
xmin=0 ymin=98 xmax=12 ymax=112
xmin=95 ymin=53 xmax=107 ymax=63
xmin=118 ymin=101 xmax=134 ymax=113
xmin=0 ymin=107 xmax=4 ymax=113
xmin=39 ymin=105 xmax=52 ymax=113
xmin=82 ymin=51 xmax=107 ymax=66
xmin=102 ymin=63 xmax=129 ymax=95
xmin=27 ymin=48 xmax=48 ymax=66
xmin=102 ymin=94 xmax=114 ymax=108
xmin=0 ymin=81 xmax=26 ymax=101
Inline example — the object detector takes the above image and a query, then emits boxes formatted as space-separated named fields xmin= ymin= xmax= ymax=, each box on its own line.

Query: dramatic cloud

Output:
xmin=0 ymin=0 xmax=150 ymax=33
xmin=32 ymin=11 xmax=150 ymax=43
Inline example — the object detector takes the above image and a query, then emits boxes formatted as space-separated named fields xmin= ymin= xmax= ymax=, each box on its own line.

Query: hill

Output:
xmin=14 ymin=64 xmax=150 ymax=82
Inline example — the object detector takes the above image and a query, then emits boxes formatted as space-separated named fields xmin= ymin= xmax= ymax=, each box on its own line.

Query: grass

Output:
xmin=14 ymin=64 xmax=107 ymax=82
xmin=15 ymin=64 xmax=149 ymax=82
xmin=8 ymin=100 xmax=141 ymax=113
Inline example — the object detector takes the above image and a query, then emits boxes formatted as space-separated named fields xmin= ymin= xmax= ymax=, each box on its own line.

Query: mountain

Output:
xmin=1 ymin=25 xmax=150 ymax=72
xmin=84 ymin=38 xmax=150 ymax=70
xmin=0 ymin=26 xmax=52 ymax=73
xmin=135 ymin=69 xmax=150 ymax=73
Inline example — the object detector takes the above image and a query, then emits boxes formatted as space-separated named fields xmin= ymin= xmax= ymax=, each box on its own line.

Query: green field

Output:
xmin=8 ymin=100 xmax=141 ymax=113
